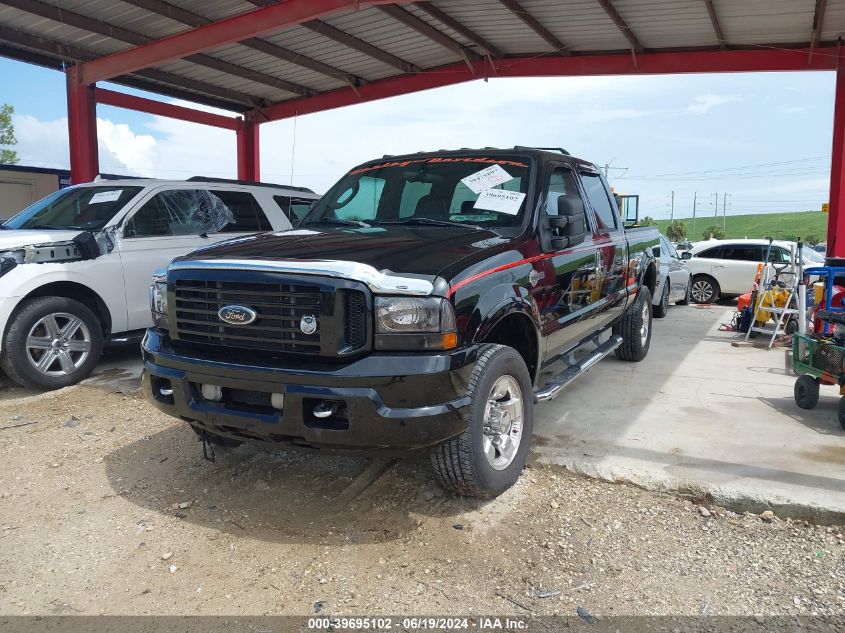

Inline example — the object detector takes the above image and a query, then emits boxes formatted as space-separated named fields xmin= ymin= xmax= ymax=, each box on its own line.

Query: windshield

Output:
xmin=303 ymin=155 xmax=531 ymax=230
xmin=801 ymin=245 xmax=824 ymax=263
xmin=4 ymin=186 xmax=143 ymax=231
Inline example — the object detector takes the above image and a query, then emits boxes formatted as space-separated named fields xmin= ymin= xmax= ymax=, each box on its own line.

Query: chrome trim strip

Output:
xmin=169 ymin=259 xmax=434 ymax=296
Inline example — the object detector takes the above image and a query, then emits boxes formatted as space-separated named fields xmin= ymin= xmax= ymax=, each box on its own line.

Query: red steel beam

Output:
xmin=262 ymin=47 xmax=836 ymax=121
xmin=95 ymin=88 xmax=240 ymax=130
xmin=236 ymin=115 xmax=260 ymax=182
xmin=78 ymin=0 xmax=410 ymax=85
xmin=827 ymin=61 xmax=845 ymax=259
xmin=66 ymin=67 xmax=99 ymax=184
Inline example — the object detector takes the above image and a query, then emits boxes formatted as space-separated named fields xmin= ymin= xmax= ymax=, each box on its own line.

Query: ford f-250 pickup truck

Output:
xmin=142 ymin=147 xmax=659 ymax=498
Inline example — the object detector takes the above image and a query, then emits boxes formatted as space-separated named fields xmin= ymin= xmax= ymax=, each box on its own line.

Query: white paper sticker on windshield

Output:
xmin=460 ymin=164 xmax=514 ymax=194
xmin=474 ymin=189 xmax=526 ymax=215
xmin=89 ymin=190 xmax=122 ymax=204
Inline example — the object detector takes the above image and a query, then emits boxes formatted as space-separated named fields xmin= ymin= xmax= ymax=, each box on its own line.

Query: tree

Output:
xmin=639 ymin=216 xmax=657 ymax=227
xmin=666 ymin=220 xmax=687 ymax=242
xmin=0 ymin=103 xmax=18 ymax=165
xmin=701 ymin=225 xmax=726 ymax=240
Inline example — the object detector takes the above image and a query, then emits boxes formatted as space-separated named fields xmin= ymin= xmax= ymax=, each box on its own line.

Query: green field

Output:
xmin=653 ymin=211 xmax=827 ymax=243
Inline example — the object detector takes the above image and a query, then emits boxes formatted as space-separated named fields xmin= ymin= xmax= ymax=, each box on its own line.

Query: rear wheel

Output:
xmin=613 ymin=286 xmax=653 ymax=362
xmin=654 ymin=279 xmax=670 ymax=318
xmin=794 ymin=375 xmax=819 ymax=410
xmin=1 ymin=297 xmax=103 ymax=390
xmin=431 ymin=344 xmax=534 ymax=499
xmin=691 ymin=275 xmax=720 ymax=304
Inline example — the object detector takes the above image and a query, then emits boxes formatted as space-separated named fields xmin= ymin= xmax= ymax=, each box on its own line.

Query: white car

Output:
xmin=0 ymin=178 xmax=319 ymax=389
xmin=652 ymin=234 xmax=692 ymax=317
xmin=683 ymin=238 xmax=824 ymax=304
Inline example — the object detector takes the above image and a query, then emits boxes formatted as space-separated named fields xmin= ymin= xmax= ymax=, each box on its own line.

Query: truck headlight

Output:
xmin=375 ymin=296 xmax=457 ymax=350
xmin=150 ymin=271 xmax=169 ymax=331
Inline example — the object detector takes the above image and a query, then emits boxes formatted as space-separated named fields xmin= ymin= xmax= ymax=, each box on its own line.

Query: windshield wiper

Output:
xmin=378 ymin=217 xmax=480 ymax=229
xmin=25 ymin=224 xmax=67 ymax=230
xmin=302 ymin=218 xmax=371 ymax=228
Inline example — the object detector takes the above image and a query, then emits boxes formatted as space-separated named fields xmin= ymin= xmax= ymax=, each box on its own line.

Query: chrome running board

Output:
xmin=534 ymin=335 xmax=623 ymax=403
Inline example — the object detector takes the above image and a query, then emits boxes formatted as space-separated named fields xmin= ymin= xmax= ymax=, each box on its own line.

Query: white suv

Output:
xmin=684 ymin=238 xmax=824 ymax=303
xmin=0 ymin=178 xmax=319 ymax=389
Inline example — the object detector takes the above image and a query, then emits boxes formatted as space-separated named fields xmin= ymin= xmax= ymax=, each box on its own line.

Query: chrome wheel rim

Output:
xmin=482 ymin=375 xmax=524 ymax=471
xmin=25 ymin=313 xmax=91 ymax=377
xmin=691 ymin=280 xmax=712 ymax=303
xmin=640 ymin=301 xmax=650 ymax=346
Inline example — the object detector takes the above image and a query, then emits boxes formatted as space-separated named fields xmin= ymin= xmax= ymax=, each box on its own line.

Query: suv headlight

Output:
xmin=150 ymin=270 xmax=169 ymax=330
xmin=374 ymin=296 xmax=457 ymax=351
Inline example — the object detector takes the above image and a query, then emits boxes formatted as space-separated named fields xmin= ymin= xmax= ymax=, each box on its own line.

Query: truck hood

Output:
xmin=174 ymin=225 xmax=512 ymax=279
xmin=0 ymin=229 xmax=86 ymax=251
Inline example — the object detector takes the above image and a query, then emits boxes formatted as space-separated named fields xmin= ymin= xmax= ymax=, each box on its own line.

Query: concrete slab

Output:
xmin=532 ymin=304 xmax=845 ymax=522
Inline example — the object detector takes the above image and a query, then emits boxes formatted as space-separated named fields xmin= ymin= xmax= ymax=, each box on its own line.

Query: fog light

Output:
xmin=201 ymin=384 xmax=223 ymax=401
xmin=271 ymin=393 xmax=285 ymax=410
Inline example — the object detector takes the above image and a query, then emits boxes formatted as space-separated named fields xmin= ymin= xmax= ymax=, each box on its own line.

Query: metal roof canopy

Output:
xmin=2 ymin=0 xmax=845 ymax=256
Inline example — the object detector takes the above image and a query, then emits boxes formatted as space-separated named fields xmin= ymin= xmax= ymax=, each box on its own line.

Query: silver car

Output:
xmin=652 ymin=234 xmax=692 ymax=317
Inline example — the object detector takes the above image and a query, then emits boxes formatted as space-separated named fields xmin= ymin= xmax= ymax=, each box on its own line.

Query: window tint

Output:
xmin=274 ymin=195 xmax=315 ymax=224
xmin=544 ymin=168 xmax=582 ymax=216
xmin=213 ymin=190 xmax=271 ymax=232
xmin=768 ymin=246 xmax=790 ymax=263
xmin=696 ymin=246 xmax=723 ymax=259
xmin=579 ymin=173 xmax=618 ymax=230
xmin=721 ymin=245 xmax=763 ymax=261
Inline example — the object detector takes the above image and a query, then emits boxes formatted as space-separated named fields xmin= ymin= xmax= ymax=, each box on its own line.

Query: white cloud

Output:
xmin=687 ymin=93 xmax=741 ymax=115
xmin=96 ymin=119 xmax=156 ymax=174
xmin=779 ymin=104 xmax=808 ymax=114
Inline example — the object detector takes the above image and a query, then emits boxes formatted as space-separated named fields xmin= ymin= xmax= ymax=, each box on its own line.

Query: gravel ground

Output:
xmin=0 ymin=382 xmax=843 ymax=616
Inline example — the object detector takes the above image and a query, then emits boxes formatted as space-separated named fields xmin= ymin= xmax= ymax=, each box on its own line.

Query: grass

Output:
xmin=652 ymin=211 xmax=827 ymax=243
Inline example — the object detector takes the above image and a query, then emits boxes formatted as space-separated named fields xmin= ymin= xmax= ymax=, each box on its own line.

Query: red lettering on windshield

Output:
xmin=349 ymin=157 xmax=529 ymax=175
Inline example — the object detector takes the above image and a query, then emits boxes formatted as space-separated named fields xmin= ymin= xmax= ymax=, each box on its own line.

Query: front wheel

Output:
xmin=431 ymin=344 xmax=534 ymax=499
xmin=794 ymin=375 xmax=819 ymax=410
xmin=0 ymin=297 xmax=103 ymax=390
xmin=613 ymin=286 xmax=653 ymax=362
xmin=677 ymin=278 xmax=692 ymax=306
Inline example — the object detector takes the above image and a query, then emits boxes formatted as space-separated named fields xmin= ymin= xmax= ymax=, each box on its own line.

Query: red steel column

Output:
xmin=66 ymin=66 xmax=99 ymax=184
xmin=828 ymin=63 xmax=845 ymax=260
xmin=236 ymin=114 xmax=260 ymax=181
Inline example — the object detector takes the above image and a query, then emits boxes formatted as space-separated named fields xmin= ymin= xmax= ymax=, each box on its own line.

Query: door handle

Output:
xmin=714 ymin=264 xmax=726 ymax=268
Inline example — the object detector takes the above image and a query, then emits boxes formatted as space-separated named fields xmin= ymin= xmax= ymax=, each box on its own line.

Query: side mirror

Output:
xmin=681 ymin=251 xmax=692 ymax=260
xmin=652 ymin=246 xmax=660 ymax=257
xmin=546 ymin=195 xmax=587 ymax=250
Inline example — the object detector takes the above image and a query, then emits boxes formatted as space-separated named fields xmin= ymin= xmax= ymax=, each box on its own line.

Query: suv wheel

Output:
xmin=654 ymin=279 xmax=670 ymax=318
xmin=431 ymin=344 xmax=534 ymax=499
xmin=613 ymin=286 xmax=653 ymax=362
xmin=1 ymin=297 xmax=104 ymax=390
xmin=691 ymin=276 xmax=719 ymax=304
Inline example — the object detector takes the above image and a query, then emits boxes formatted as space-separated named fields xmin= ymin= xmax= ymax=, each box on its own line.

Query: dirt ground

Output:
xmin=0 ymin=380 xmax=843 ymax=617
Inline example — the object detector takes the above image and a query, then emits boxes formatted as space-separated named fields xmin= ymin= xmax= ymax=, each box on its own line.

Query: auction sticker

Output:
xmin=89 ymin=190 xmax=123 ymax=204
xmin=473 ymin=189 xmax=526 ymax=215
xmin=460 ymin=164 xmax=513 ymax=194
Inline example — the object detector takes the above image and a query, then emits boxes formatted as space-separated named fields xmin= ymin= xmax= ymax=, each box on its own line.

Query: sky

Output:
xmin=0 ymin=56 xmax=835 ymax=221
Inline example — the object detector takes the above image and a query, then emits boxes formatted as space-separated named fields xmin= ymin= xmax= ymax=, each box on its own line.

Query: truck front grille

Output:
xmin=173 ymin=279 xmax=323 ymax=354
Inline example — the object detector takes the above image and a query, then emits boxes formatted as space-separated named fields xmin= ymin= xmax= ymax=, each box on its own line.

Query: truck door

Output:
xmin=537 ymin=164 xmax=607 ymax=359
xmin=576 ymin=168 xmax=627 ymax=330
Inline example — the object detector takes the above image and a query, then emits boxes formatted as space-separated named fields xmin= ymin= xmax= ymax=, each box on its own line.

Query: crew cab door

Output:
xmin=576 ymin=167 xmax=627 ymax=330
xmin=117 ymin=188 xmax=273 ymax=330
xmin=536 ymin=164 xmax=606 ymax=358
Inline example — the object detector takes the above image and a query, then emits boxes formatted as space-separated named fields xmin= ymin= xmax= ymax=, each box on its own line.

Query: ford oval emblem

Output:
xmin=300 ymin=314 xmax=317 ymax=335
xmin=218 ymin=305 xmax=257 ymax=326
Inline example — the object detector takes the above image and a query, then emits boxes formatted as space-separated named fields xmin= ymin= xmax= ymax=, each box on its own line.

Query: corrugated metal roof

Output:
xmin=0 ymin=0 xmax=838 ymax=114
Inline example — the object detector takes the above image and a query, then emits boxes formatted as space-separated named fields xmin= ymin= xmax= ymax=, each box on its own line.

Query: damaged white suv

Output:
xmin=0 ymin=178 xmax=319 ymax=389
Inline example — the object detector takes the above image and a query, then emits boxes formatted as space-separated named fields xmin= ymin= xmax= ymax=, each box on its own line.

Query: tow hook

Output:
xmin=313 ymin=400 xmax=338 ymax=419
xmin=200 ymin=430 xmax=215 ymax=462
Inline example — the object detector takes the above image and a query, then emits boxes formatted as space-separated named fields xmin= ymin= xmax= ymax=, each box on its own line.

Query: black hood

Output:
xmin=176 ymin=225 xmax=514 ymax=280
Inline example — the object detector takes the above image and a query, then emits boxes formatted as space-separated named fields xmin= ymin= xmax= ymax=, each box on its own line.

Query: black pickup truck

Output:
xmin=142 ymin=147 xmax=659 ymax=498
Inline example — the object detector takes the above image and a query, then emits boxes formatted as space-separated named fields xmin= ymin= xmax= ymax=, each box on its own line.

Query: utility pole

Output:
xmin=692 ymin=192 xmax=698 ymax=237
xmin=668 ymin=190 xmax=675 ymax=221
xmin=722 ymin=193 xmax=730 ymax=231
xmin=713 ymin=193 xmax=719 ymax=221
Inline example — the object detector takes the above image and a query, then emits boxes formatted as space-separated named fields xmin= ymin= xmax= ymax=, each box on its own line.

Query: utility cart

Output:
xmin=792 ymin=265 xmax=845 ymax=430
